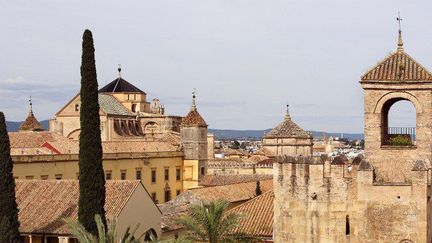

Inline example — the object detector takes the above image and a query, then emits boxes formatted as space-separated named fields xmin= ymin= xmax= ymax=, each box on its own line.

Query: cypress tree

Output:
xmin=255 ymin=180 xmax=262 ymax=196
xmin=0 ymin=112 xmax=21 ymax=242
xmin=78 ymin=29 xmax=106 ymax=235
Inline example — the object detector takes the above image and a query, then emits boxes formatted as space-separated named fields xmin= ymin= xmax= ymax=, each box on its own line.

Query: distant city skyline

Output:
xmin=1 ymin=0 xmax=430 ymax=133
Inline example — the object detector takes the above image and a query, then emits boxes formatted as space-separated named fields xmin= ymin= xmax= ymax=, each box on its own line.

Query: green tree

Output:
xmin=0 ymin=112 xmax=20 ymax=242
xmin=65 ymin=214 xmax=146 ymax=243
xmin=255 ymin=181 xmax=262 ymax=196
xmin=78 ymin=29 xmax=106 ymax=235
xmin=176 ymin=199 xmax=250 ymax=243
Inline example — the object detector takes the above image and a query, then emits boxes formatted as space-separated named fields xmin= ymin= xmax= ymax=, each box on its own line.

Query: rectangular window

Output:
xmin=55 ymin=174 xmax=62 ymax=180
xmin=106 ymin=171 xmax=112 ymax=180
xmin=120 ymin=170 xmax=127 ymax=180
xmin=25 ymin=176 xmax=34 ymax=180
xmin=41 ymin=175 xmax=48 ymax=180
xmin=164 ymin=190 xmax=171 ymax=202
xmin=201 ymin=167 xmax=205 ymax=176
xmin=176 ymin=190 xmax=181 ymax=196
xmin=164 ymin=168 xmax=169 ymax=181
xmin=151 ymin=192 xmax=157 ymax=204
xmin=176 ymin=167 xmax=181 ymax=181
xmin=151 ymin=169 xmax=157 ymax=183
xmin=136 ymin=169 xmax=142 ymax=180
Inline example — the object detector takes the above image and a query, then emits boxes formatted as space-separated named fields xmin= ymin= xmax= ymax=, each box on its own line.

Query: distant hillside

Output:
xmin=209 ymin=129 xmax=363 ymax=140
xmin=6 ymin=120 xmax=49 ymax=132
xmin=5 ymin=121 xmax=363 ymax=140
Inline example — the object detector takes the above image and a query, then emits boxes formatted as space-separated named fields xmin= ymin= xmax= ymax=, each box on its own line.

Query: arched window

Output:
xmin=381 ymin=99 xmax=416 ymax=146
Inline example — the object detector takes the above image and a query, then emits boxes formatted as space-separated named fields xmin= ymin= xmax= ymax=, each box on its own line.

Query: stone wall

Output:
xmin=273 ymin=156 xmax=429 ymax=243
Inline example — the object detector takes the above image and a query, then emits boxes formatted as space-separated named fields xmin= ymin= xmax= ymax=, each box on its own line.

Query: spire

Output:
xmin=117 ymin=64 xmax=122 ymax=78
xmin=284 ymin=104 xmax=291 ymax=119
xmin=191 ymin=88 xmax=197 ymax=111
xmin=397 ymin=12 xmax=404 ymax=52
xmin=28 ymin=96 xmax=33 ymax=114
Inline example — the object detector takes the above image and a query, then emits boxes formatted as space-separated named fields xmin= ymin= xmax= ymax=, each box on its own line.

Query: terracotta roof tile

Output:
xmin=265 ymin=114 xmax=311 ymax=139
xmin=181 ymin=110 xmax=207 ymax=127
xmin=361 ymin=50 xmax=432 ymax=81
xmin=18 ymin=111 xmax=44 ymax=132
xmin=229 ymin=190 xmax=274 ymax=238
xmin=15 ymin=180 xmax=140 ymax=235
xmin=199 ymin=174 xmax=273 ymax=187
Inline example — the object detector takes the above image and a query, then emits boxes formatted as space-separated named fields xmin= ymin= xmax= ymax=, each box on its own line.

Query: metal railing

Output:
xmin=383 ymin=127 xmax=416 ymax=146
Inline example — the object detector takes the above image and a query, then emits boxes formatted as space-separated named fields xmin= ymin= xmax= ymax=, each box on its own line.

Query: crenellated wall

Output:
xmin=273 ymin=156 xmax=429 ymax=243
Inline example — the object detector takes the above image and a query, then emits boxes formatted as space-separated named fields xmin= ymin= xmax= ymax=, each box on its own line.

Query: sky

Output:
xmin=1 ymin=0 xmax=430 ymax=133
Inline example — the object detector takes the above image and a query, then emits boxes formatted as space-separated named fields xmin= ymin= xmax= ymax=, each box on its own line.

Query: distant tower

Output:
xmin=180 ymin=90 xmax=208 ymax=185
xmin=262 ymin=105 xmax=313 ymax=156
xmin=18 ymin=96 xmax=44 ymax=132
xmin=360 ymin=15 xmax=432 ymax=181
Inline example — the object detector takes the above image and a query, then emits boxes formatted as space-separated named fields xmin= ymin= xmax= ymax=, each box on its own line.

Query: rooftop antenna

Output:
xmin=396 ymin=11 xmax=404 ymax=52
xmin=112 ymin=64 xmax=122 ymax=93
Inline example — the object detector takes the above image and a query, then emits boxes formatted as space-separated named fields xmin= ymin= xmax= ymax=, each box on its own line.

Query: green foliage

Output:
xmin=229 ymin=140 xmax=240 ymax=149
xmin=176 ymin=199 xmax=252 ymax=243
xmin=255 ymin=181 xmax=262 ymax=196
xmin=78 ymin=29 xmax=106 ymax=235
xmin=388 ymin=135 xmax=413 ymax=146
xmin=0 ymin=112 xmax=21 ymax=243
xmin=65 ymin=214 xmax=146 ymax=243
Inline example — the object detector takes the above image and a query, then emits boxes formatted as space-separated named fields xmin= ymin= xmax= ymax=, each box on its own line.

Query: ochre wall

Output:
xmin=12 ymin=152 xmax=184 ymax=204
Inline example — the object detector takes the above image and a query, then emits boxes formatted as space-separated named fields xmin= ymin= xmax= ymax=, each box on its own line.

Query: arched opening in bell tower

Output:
xmin=381 ymin=98 xmax=416 ymax=146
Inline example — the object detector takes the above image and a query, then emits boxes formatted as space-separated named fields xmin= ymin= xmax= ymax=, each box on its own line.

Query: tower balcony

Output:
xmin=382 ymin=127 xmax=416 ymax=147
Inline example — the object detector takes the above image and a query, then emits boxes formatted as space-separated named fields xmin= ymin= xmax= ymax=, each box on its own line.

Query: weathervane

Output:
xmin=396 ymin=12 xmax=404 ymax=51
xmin=118 ymin=64 xmax=122 ymax=78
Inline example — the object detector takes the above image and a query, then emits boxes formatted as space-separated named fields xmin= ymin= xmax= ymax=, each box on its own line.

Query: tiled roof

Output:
xmin=199 ymin=174 xmax=273 ymax=187
xmin=18 ymin=111 xmax=44 ymax=132
xmin=9 ymin=132 xmax=75 ymax=155
xmin=99 ymin=77 xmax=145 ymax=94
xmin=99 ymin=94 xmax=134 ymax=116
xmin=102 ymin=140 xmax=181 ymax=153
xmin=189 ymin=180 xmax=272 ymax=203
xmin=159 ymin=132 xmax=181 ymax=146
xmin=229 ymin=190 xmax=274 ymax=238
xmin=265 ymin=114 xmax=311 ymax=139
xmin=160 ymin=180 xmax=273 ymax=233
xmin=361 ymin=50 xmax=432 ymax=81
xmin=181 ymin=110 xmax=207 ymax=127
xmin=15 ymin=180 xmax=140 ymax=235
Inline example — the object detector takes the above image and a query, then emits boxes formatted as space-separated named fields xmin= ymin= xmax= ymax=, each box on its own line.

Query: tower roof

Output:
xmin=361 ymin=28 xmax=432 ymax=81
xmin=264 ymin=105 xmax=311 ymax=139
xmin=18 ymin=97 xmax=44 ymax=132
xmin=181 ymin=90 xmax=207 ymax=127
xmin=99 ymin=77 xmax=145 ymax=94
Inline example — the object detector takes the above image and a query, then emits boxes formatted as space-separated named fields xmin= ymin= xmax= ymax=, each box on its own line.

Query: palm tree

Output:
xmin=176 ymin=199 xmax=251 ymax=243
xmin=65 ymin=214 xmax=147 ymax=243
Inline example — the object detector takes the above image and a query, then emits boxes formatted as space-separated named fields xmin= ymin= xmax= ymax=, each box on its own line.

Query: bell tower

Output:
xmin=360 ymin=22 xmax=432 ymax=181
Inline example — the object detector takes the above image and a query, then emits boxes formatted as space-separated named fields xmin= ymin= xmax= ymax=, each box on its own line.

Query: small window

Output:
xmin=25 ymin=176 xmax=34 ymax=180
xmin=151 ymin=169 xmax=157 ymax=183
xmin=176 ymin=190 xmax=181 ymax=196
xmin=41 ymin=175 xmax=48 ymax=180
xmin=75 ymin=104 xmax=79 ymax=112
xmin=106 ymin=171 xmax=112 ymax=180
xmin=136 ymin=169 xmax=142 ymax=180
xmin=120 ymin=170 xmax=127 ymax=180
xmin=55 ymin=174 xmax=62 ymax=180
xmin=132 ymin=104 xmax=137 ymax=112
xmin=201 ymin=167 xmax=205 ymax=176
xmin=151 ymin=192 xmax=157 ymax=203
xmin=164 ymin=190 xmax=171 ymax=202
xmin=346 ymin=215 xmax=350 ymax=236
xmin=164 ymin=168 xmax=169 ymax=181
xmin=176 ymin=167 xmax=181 ymax=181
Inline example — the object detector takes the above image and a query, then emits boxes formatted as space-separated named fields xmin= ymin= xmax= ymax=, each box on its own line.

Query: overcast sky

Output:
xmin=1 ymin=0 xmax=430 ymax=133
